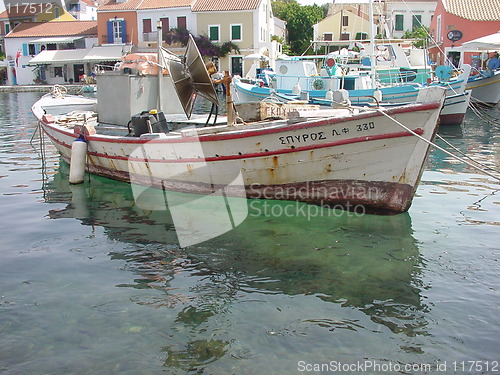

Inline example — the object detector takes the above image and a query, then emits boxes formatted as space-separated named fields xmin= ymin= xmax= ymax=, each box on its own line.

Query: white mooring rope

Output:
xmin=375 ymin=108 xmax=500 ymax=182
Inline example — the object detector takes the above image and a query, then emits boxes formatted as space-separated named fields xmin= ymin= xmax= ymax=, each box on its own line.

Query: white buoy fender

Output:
xmin=292 ymin=82 xmax=301 ymax=96
xmin=69 ymin=135 xmax=88 ymax=184
xmin=326 ymin=89 xmax=334 ymax=101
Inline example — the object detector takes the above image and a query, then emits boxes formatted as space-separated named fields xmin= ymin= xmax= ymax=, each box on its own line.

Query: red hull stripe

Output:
xmin=439 ymin=113 xmax=465 ymax=126
xmin=42 ymin=101 xmax=439 ymax=145
xmin=44 ymin=127 xmax=424 ymax=163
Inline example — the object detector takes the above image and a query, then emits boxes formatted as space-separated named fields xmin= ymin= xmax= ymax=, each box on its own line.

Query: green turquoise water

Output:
xmin=0 ymin=92 xmax=499 ymax=374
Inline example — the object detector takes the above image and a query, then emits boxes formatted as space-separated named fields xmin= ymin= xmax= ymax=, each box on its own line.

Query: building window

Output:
xmin=342 ymin=15 xmax=349 ymax=27
xmin=113 ymin=20 xmax=122 ymax=42
xmin=395 ymin=14 xmax=404 ymax=31
xmin=436 ymin=15 xmax=442 ymax=42
xmin=160 ymin=17 xmax=169 ymax=39
xmin=355 ymin=32 xmax=368 ymax=40
xmin=323 ymin=33 xmax=333 ymax=41
xmin=340 ymin=33 xmax=349 ymax=40
xmin=107 ymin=19 xmax=126 ymax=44
xmin=177 ymin=16 xmax=186 ymax=30
xmin=54 ymin=6 xmax=60 ymax=18
xmin=143 ymin=19 xmax=152 ymax=33
xmin=209 ymin=25 xmax=219 ymax=42
xmin=231 ymin=24 xmax=242 ymax=41
xmin=4 ymin=22 xmax=10 ymax=34
xmin=54 ymin=67 xmax=63 ymax=77
xmin=231 ymin=56 xmax=242 ymax=76
xmin=160 ymin=18 xmax=169 ymax=31
xmin=412 ymin=15 xmax=422 ymax=31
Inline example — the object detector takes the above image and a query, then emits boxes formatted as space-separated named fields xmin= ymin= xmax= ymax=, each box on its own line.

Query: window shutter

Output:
xmin=107 ymin=21 xmax=113 ymax=43
xmin=121 ymin=20 xmax=127 ymax=43
xmin=22 ymin=43 xmax=28 ymax=56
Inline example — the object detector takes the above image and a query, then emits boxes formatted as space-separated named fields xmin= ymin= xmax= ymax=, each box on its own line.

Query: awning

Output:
xmin=461 ymin=32 xmax=500 ymax=51
xmin=31 ymin=37 xmax=84 ymax=44
xmin=28 ymin=49 xmax=90 ymax=65
xmin=28 ymin=45 xmax=128 ymax=65
xmin=83 ymin=45 xmax=128 ymax=62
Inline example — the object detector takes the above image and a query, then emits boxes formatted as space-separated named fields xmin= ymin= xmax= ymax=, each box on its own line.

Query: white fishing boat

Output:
xmin=32 ymin=35 xmax=446 ymax=215
xmin=461 ymin=31 xmax=500 ymax=105
xmin=232 ymin=60 xmax=471 ymax=126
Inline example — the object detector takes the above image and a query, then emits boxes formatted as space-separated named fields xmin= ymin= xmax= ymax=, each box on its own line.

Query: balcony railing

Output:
xmin=143 ymin=31 xmax=158 ymax=42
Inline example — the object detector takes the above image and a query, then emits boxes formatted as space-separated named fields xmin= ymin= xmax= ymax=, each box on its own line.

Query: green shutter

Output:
xmin=395 ymin=15 xmax=404 ymax=31
xmin=412 ymin=15 xmax=422 ymax=31
xmin=232 ymin=25 xmax=241 ymax=40
xmin=209 ymin=26 xmax=218 ymax=41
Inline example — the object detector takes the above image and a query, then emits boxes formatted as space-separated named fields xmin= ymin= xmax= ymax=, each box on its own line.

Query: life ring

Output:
xmin=311 ymin=78 xmax=324 ymax=90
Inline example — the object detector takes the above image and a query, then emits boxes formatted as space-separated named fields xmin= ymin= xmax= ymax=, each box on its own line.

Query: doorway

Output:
xmin=73 ymin=64 xmax=85 ymax=83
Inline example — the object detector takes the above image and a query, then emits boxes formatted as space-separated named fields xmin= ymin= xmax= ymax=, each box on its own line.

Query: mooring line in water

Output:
xmin=435 ymin=134 xmax=500 ymax=174
xmin=30 ymin=121 xmax=40 ymax=145
xmin=469 ymin=98 xmax=500 ymax=126
xmin=375 ymin=108 xmax=500 ymax=182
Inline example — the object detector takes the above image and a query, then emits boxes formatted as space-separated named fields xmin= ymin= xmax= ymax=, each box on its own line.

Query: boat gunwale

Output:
xmin=38 ymin=101 xmax=441 ymax=145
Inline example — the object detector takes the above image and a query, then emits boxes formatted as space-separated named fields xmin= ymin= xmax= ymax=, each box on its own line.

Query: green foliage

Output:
xmin=402 ymin=26 xmax=430 ymax=48
xmin=164 ymin=28 xmax=239 ymax=58
xmin=272 ymin=35 xmax=291 ymax=55
xmin=220 ymin=41 xmax=240 ymax=57
xmin=272 ymin=0 xmax=324 ymax=55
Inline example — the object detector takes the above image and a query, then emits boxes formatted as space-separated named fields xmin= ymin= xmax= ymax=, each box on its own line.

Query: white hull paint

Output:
xmin=439 ymin=91 xmax=471 ymax=126
xmin=466 ymin=71 xmax=500 ymax=105
xmin=33 ymin=88 xmax=445 ymax=214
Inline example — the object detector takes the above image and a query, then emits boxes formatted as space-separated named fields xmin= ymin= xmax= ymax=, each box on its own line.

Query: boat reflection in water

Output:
xmin=45 ymin=163 xmax=428 ymax=371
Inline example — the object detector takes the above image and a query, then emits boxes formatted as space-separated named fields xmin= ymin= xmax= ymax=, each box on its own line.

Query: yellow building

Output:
xmin=314 ymin=7 xmax=372 ymax=42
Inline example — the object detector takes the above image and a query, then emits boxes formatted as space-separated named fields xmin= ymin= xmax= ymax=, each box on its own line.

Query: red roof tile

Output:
xmin=5 ymin=21 xmax=97 ymax=37
xmin=97 ymin=0 xmax=145 ymax=11
xmin=139 ymin=0 xmax=194 ymax=10
xmin=192 ymin=0 xmax=261 ymax=12
xmin=442 ymin=0 xmax=500 ymax=21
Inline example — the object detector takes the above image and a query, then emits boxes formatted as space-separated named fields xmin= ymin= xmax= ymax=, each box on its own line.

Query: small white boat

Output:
xmin=32 ymin=36 xmax=446 ymax=215
xmin=466 ymin=69 xmax=500 ymax=105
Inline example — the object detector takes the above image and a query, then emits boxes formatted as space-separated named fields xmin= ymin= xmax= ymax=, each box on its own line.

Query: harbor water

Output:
xmin=0 ymin=92 xmax=499 ymax=374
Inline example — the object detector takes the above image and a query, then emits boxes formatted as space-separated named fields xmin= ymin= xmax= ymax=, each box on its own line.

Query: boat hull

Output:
xmin=466 ymin=71 xmax=500 ymax=105
xmin=439 ymin=91 xmax=471 ymax=126
xmin=37 ymin=97 xmax=443 ymax=214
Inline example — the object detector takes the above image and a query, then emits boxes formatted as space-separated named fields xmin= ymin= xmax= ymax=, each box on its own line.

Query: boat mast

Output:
xmin=368 ymin=0 xmax=377 ymax=85
xmin=157 ymin=21 xmax=163 ymax=111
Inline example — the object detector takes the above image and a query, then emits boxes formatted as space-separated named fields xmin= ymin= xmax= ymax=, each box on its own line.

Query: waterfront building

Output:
xmin=0 ymin=2 xmax=76 ymax=55
xmin=428 ymin=0 xmax=500 ymax=66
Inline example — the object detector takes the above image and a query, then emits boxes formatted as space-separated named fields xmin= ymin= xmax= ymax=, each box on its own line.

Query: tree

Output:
xmin=272 ymin=0 xmax=324 ymax=55
xmin=164 ymin=29 xmax=239 ymax=58
xmin=402 ymin=26 xmax=430 ymax=48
